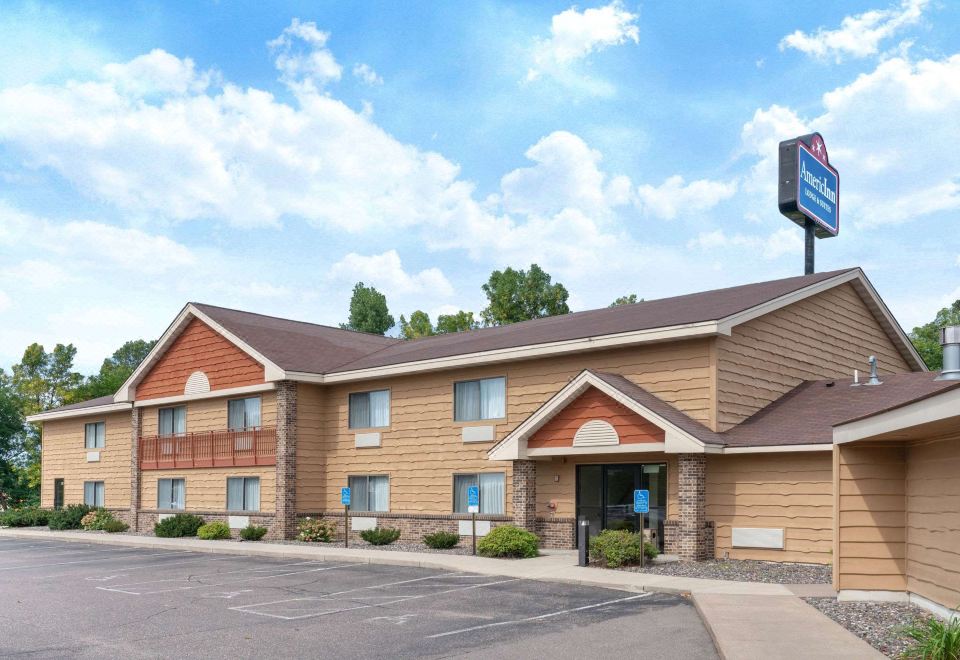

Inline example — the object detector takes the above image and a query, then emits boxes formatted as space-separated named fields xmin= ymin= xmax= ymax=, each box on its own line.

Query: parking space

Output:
xmin=0 ymin=537 xmax=717 ymax=658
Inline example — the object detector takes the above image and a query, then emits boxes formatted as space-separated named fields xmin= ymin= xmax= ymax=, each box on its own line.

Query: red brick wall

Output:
xmin=136 ymin=318 xmax=264 ymax=400
xmin=527 ymin=386 xmax=665 ymax=448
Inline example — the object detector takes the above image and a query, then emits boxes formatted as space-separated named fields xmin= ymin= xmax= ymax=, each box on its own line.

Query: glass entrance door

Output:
xmin=576 ymin=462 xmax=667 ymax=549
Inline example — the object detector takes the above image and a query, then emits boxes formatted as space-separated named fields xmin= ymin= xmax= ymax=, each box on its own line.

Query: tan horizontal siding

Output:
xmin=141 ymin=466 xmax=275 ymax=513
xmin=140 ymin=392 xmax=276 ymax=435
xmin=296 ymin=340 xmax=711 ymax=514
xmin=717 ymin=283 xmax=913 ymax=430
xmin=835 ymin=443 xmax=906 ymax=592
xmin=707 ymin=453 xmax=833 ymax=563
xmin=906 ymin=434 xmax=960 ymax=608
xmin=41 ymin=411 xmax=132 ymax=509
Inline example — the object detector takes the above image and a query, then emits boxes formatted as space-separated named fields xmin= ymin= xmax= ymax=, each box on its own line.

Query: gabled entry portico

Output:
xmin=489 ymin=370 xmax=722 ymax=559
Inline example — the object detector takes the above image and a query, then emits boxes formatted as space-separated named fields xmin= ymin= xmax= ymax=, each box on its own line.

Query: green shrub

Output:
xmin=476 ymin=525 xmax=539 ymax=559
xmin=48 ymin=504 xmax=93 ymax=530
xmin=239 ymin=525 xmax=267 ymax=541
xmin=360 ymin=527 xmax=401 ymax=546
xmin=589 ymin=530 xmax=659 ymax=568
xmin=197 ymin=521 xmax=232 ymax=540
xmin=297 ymin=517 xmax=335 ymax=542
xmin=154 ymin=513 xmax=204 ymax=538
xmin=901 ymin=610 xmax=960 ymax=660
xmin=0 ymin=506 xmax=50 ymax=527
xmin=103 ymin=519 xmax=129 ymax=533
xmin=423 ymin=530 xmax=460 ymax=549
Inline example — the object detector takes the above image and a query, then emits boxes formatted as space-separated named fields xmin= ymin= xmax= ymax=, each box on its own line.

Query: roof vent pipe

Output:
xmin=936 ymin=326 xmax=960 ymax=381
xmin=864 ymin=356 xmax=882 ymax=386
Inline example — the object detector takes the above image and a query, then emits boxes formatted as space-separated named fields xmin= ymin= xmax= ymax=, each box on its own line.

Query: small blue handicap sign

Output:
xmin=467 ymin=486 xmax=480 ymax=513
xmin=341 ymin=487 xmax=351 ymax=506
xmin=634 ymin=489 xmax=649 ymax=514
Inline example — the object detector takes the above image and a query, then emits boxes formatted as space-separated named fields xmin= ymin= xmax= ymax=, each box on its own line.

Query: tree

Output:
xmin=342 ymin=282 xmax=395 ymax=335
xmin=610 ymin=294 xmax=640 ymax=307
xmin=11 ymin=343 xmax=83 ymax=416
xmin=910 ymin=300 xmax=960 ymax=370
xmin=0 ymin=369 xmax=31 ymax=508
xmin=399 ymin=311 xmax=435 ymax=340
xmin=72 ymin=339 xmax=156 ymax=401
xmin=436 ymin=310 xmax=480 ymax=334
xmin=480 ymin=264 xmax=570 ymax=326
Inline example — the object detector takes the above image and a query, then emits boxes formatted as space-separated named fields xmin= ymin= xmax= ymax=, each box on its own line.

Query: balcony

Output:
xmin=138 ymin=427 xmax=276 ymax=470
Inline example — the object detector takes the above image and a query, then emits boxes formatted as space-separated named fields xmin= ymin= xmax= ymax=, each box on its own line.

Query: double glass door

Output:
xmin=576 ymin=463 xmax=667 ymax=550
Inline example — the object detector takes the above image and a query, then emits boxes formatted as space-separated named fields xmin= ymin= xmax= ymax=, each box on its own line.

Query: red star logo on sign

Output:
xmin=809 ymin=135 xmax=828 ymax=164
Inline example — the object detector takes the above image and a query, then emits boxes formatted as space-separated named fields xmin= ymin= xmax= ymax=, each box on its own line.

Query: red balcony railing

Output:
xmin=138 ymin=427 xmax=276 ymax=470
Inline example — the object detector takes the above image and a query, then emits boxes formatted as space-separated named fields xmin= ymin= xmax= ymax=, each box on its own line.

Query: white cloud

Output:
xmin=352 ymin=63 xmax=383 ymax=86
xmin=329 ymin=250 xmax=454 ymax=298
xmin=779 ymin=0 xmax=928 ymax=62
xmin=1 ymin=259 xmax=74 ymax=289
xmin=527 ymin=1 xmax=639 ymax=88
xmin=268 ymin=18 xmax=342 ymax=90
xmin=0 ymin=289 xmax=9 ymax=313
xmin=636 ymin=175 xmax=738 ymax=220
xmin=687 ymin=227 xmax=802 ymax=260
xmin=103 ymin=49 xmax=214 ymax=95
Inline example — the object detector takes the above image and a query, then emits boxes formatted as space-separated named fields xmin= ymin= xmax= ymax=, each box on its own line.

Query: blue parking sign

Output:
xmin=634 ymin=489 xmax=649 ymax=514
xmin=341 ymin=487 xmax=351 ymax=506
xmin=467 ymin=486 xmax=480 ymax=513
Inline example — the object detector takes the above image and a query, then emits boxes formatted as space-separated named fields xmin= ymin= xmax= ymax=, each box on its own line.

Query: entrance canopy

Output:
xmin=488 ymin=370 xmax=724 ymax=460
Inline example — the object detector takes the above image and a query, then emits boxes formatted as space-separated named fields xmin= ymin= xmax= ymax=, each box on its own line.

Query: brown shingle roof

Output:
xmin=590 ymin=371 xmax=725 ymax=446
xmin=42 ymin=395 xmax=120 ymax=413
xmin=191 ymin=303 xmax=400 ymax=374
xmin=721 ymin=372 xmax=960 ymax=447
xmin=327 ymin=268 xmax=857 ymax=373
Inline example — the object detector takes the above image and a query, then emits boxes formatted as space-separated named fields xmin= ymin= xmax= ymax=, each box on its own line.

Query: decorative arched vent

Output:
xmin=184 ymin=371 xmax=210 ymax=395
xmin=572 ymin=420 xmax=619 ymax=447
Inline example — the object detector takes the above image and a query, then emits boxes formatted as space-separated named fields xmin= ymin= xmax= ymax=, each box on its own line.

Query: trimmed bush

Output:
xmin=589 ymin=530 xmax=659 ymax=568
xmin=360 ymin=527 xmax=401 ymax=546
xmin=197 ymin=521 xmax=232 ymax=540
xmin=154 ymin=513 xmax=205 ymax=538
xmin=80 ymin=508 xmax=126 ymax=532
xmin=240 ymin=525 xmax=268 ymax=541
xmin=423 ymin=531 xmax=460 ymax=549
xmin=476 ymin=525 xmax=539 ymax=559
xmin=103 ymin=519 xmax=130 ymax=533
xmin=48 ymin=504 xmax=93 ymax=530
xmin=297 ymin=517 xmax=335 ymax=542
xmin=0 ymin=506 xmax=50 ymax=527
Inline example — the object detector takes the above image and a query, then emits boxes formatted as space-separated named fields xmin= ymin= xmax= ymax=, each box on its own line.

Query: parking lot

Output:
xmin=0 ymin=537 xmax=717 ymax=658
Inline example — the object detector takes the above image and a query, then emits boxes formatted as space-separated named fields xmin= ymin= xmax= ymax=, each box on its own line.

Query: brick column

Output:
xmin=511 ymin=460 xmax=537 ymax=534
xmin=274 ymin=381 xmax=298 ymax=540
xmin=130 ymin=406 xmax=142 ymax=531
xmin=677 ymin=453 xmax=711 ymax=561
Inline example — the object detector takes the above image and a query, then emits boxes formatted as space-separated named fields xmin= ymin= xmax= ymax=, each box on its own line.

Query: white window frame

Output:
xmin=226 ymin=476 xmax=260 ymax=512
xmin=347 ymin=475 xmax=390 ymax=512
xmin=83 ymin=480 xmax=105 ymax=507
xmin=157 ymin=478 xmax=185 ymax=510
xmin=348 ymin=390 xmax=391 ymax=430
xmin=453 ymin=377 xmax=506 ymax=422
xmin=453 ymin=472 xmax=505 ymax=515
xmin=84 ymin=422 xmax=105 ymax=449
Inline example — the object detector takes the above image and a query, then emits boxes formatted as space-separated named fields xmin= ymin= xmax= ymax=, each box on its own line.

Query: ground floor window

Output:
xmin=453 ymin=473 xmax=505 ymax=514
xmin=226 ymin=477 xmax=260 ymax=512
xmin=157 ymin=478 xmax=185 ymax=510
xmin=347 ymin=475 xmax=389 ymax=512
xmin=53 ymin=478 xmax=64 ymax=509
xmin=576 ymin=463 xmax=667 ymax=550
xmin=83 ymin=481 xmax=105 ymax=507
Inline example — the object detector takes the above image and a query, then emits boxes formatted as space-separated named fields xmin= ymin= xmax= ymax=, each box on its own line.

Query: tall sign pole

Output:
xmin=778 ymin=133 xmax=840 ymax=274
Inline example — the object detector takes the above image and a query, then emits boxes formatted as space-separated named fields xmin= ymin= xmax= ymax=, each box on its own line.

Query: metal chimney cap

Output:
xmin=940 ymin=326 xmax=960 ymax=345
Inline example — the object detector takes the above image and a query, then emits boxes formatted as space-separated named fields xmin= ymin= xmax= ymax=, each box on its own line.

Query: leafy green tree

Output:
xmin=610 ymin=294 xmax=640 ymax=307
xmin=72 ymin=339 xmax=156 ymax=400
xmin=910 ymin=300 xmax=960 ymax=370
xmin=342 ymin=282 xmax=395 ymax=335
xmin=480 ymin=264 xmax=570 ymax=326
xmin=0 ymin=369 xmax=32 ymax=508
xmin=12 ymin=343 xmax=83 ymax=416
xmin=436 ymin=310 xmax=480 ymax=334
xmin=399 ymin=311 xmax=435 ymax=340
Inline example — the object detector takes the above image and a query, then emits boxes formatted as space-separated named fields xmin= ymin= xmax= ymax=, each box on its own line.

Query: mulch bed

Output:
xmin=617 ymin=558 xmax=832 ymax=584
xmin=804 ymin=597 xmax=931 ymax=658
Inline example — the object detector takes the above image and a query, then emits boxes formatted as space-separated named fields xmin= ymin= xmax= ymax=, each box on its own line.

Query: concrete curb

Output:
xmin=0 ymin=528 xmax=795 ymax=597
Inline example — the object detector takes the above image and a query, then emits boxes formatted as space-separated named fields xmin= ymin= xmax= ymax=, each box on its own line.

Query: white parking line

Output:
xmin=231 ymin=577 xmax=521 ymax=621
xmin=98 ymin=563 xmax=355 ymax=595
xmin=426 ymin=593 xmax=653 ymax=638
xmin=0 ymin=550 xmax=190 ymax=571
xmin=98 ymin=560 xmax=328 ymax=590
xmin=0 ymin=542 xmax=77 ymax=553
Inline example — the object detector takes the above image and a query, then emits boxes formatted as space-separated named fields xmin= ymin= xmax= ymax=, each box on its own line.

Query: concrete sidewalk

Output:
xmin=0 ymin=529 xmax=873 ymax=659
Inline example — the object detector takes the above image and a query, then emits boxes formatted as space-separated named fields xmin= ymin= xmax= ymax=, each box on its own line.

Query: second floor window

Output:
xmin=228 ymin=397 xmax=261 ymax=431
xmin=454 ymin=377 xmax=506 ymax=422
xmin=348 ymin=390 xmax=390 ymax=429
xmin=84 ymin=422 xmax=105 ymax=449
xmin=158 ymin=406 xmax=186 ymax=436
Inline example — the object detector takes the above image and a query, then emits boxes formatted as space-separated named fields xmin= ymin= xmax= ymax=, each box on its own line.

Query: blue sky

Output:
xmin=1 ymin=0 xmax=959 ymax=373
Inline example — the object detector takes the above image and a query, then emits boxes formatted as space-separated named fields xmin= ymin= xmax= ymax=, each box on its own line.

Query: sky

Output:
xmin=1 ymin=0 xmax=959 ymax=374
